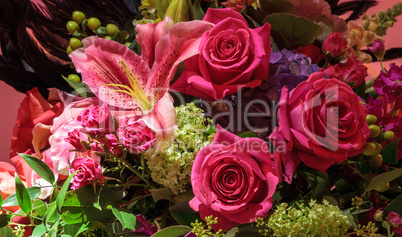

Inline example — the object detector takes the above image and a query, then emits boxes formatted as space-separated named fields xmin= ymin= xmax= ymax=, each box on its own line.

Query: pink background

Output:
xmin=0 ymin=1 xmax=401 ymax=162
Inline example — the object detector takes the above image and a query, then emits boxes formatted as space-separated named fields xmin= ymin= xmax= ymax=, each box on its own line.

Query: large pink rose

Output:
xmin=269 ymin=72 xmax=370 ymax=181
xmin=70 ymin=157 xmax=104 ymax=190
xmin=189 ymin=126 xmax=281 ymax=231
xmin=171 ymin=8 xmax=271 ymax=101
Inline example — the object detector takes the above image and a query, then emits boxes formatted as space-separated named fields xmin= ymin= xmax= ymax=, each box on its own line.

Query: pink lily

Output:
xmin=69 ymin=18 xmax=214 ymax=148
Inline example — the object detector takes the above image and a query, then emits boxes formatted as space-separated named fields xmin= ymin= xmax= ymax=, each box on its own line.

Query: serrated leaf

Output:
xmin=151 ymin=225 xmax=192 ymax=237
xmin=2 ymin=187 xmax=41 ymax=207
xmin=19 ymin=153 xmax=55 ymax=185
xmin=57 ymin=171 xmax=77 ymax=211
xmin=366 ymin=168 xmax=402 ymax=192
xmin=111 ymin=206 xmax=137 ymax=231
xmin=15 ymin=173 xmax=32 ymax=215
xmin=264 ymin=13 xmax=323 ymax=49
xmin=384 ymin=194 xmax=402 ymax=216
xmin=382 ymin=138 xmax=400 ymax=164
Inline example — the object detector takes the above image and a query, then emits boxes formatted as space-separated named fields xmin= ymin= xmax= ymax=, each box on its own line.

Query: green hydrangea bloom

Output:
xmin=267 ymin=200 xmax=350 ymax=237
xmin=143 ymin=103 xmax=214 ymax=194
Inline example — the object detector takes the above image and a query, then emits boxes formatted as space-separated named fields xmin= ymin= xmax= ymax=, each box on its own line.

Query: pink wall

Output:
xmin=0 ymin=1 xmax=401 ymax=163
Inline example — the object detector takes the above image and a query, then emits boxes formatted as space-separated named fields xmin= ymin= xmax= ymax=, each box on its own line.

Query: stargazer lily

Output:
xmin=69 ymin=18 xmax=214 ymax=149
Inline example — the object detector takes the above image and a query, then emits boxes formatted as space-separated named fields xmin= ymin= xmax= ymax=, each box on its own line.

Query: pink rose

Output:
xmin=269 ymin=72 xmax=370 ymax=181
xmin=90 ymin=134 xmax=122 ymax=155
xmin=221 ymin=0 xmax=256 ymax=12
xmin=70 ymin=157 xmax=104 ymax=190
xmin=189 ymin=126 xmax=281 ymax=231
xmin=322 ymin=57 xmax=368 ymax=88
xmin=322 ymin=32 xmax=348 ymax=58
xmin=76 ymin=103 xmax=115 ymax=135
xmin=171 ymin=8 xmax=271 ymax=101
xmin=118 ymin=118 xmax=156 ymax=153
xmin=65 ymin=129 xmax=88 ymax=152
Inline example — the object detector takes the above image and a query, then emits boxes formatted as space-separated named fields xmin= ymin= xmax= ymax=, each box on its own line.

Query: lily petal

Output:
xmin=31 ymin=123 xmax=52 ymax=157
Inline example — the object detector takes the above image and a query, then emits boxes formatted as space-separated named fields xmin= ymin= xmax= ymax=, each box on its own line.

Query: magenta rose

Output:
xmin=322 ymin=32 xmax=348 ymax=58
xmin=117 ymin=118 xmax=156 ymax=153
xmin=189 ymin=126 xmax=282 ymax=231
xmin=171 ymin=8 xmax=271 ymax=101
xmin=76 ymin=103 xmax=115 ymax=135
xmin=70 ymin=157 xmax=104 ymax=190
xmin=268 ymin=72 xmax=370 ymax=181
xmin=322 ymin=57 xmax=368 ymax=88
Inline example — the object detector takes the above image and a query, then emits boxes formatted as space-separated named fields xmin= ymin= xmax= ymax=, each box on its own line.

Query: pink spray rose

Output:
xmin=221 ymin=0 xmax=256 ymax=12
xmin=269 ymin=72 xmax=370 ymax=181
xmin=189 ymin=125 xmax=282 ymax=231
xmin=322 ymin=32 xmax=349 ymax=58
xmin=117 ymin=118 xmax=156 ymax=153
xmin=70 ymin=157 xmax=104 ymax=190
xmin=76 ymin=103 xmax=115 ymax=135
xmin=171 ymin=8 xmax=271 ymax=101
xmin=322 ymin=57 xmax=368 ymax=88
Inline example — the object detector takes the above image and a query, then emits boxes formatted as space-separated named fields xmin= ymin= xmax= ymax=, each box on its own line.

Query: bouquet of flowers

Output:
xmin=0 ymin=0 xmax=402 ymax=236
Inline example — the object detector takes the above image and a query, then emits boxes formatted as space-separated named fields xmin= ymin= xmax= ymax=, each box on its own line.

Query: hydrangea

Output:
xmin=266 ymin=200 xmax=350 ymax=237
xmin=143 ymin=103 xmax=214 ymax=194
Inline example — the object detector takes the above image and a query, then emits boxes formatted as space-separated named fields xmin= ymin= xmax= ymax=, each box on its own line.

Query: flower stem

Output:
xmin=379 ymin=60 xmax=386 ymax=73
xmin=0 ymin=208 xmax=43 ymax=221
xmin=120 ymin=160 xmax=156 ymax=189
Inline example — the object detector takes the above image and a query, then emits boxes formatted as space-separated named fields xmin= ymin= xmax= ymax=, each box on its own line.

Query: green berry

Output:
xmin=69 ymin=38 xmax=82 ymax=50
xmin=124 ymin=42 xmax=131 ymax=47
xmin=369 ymin=124 xmax=381 ymax=138
xmin=384 ymin=131 xmax=395 ymax=141
xmin=66 ymin=21 xmax=79 ymax=33
xmin=88 ymin=17 xmax=101 ymax=31
xmin=106 ymin=24 xmax=119 ymax=36
xmin=66 ymin=46 xmax=73 ymax=55
xmin=363 ymin=142 xmax=376 ymax=156
xmin=373 ymin=142 xmax=382 ymax=156
xmin=366 ymin=114 xmax=378 ymax=125
xmin=68 ymin=74 xmax=81 ymax=83
xmin=105 ymin=36 xmax=112 ymax=40
xmin=72 ymin=11 xmax=86 ymax=24
xmin=369 ymin=154 xmax=383 ymax=167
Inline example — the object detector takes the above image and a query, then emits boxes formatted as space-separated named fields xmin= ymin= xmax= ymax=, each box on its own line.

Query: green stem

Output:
xmin=108 ymin=183 xmax=148 ymax=188
xmin=345 ymin=163 xmax=368 ymax=181
xmin=0 ymin=208 xmax=43 ymax=221
xmin=379 ymin=60 xmax=386 ymax=73
xmin=121 ymin=160 xmax=156 ymax=189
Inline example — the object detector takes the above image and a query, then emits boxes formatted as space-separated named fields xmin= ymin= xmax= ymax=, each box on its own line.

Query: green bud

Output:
xmin=369 ymin=124 xmax=381 ymax=138
xmin=68 ymin=74 xmax=81 ymax=83
xmin=66 ymin=21 xmax=79 ymax=33
xmin=69 ymin=38 xmax=82 ymax=50
xmin=366 ymin=114 xmax=378 ymax=125
xmin=88 ymin=17 xmax=101 ymax=31
xmin=106 ymin=24 xmax=119 ymax=36
xmin=72 ymin=11 xmax=86 ymax=24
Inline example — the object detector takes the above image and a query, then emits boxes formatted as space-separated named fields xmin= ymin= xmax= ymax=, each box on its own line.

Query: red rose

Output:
xmin=190 ymin=126 xmax=281 ymax=231
xmin=70 ymin=157 xmax=104 ymax=190
xmin=171 ymin=8 xmax=271 ymax=101
xmin=322 ymin=32 xmax=348 ymax=58
xmin=10 ymin=88 xmax=63 ymax=157
xmin=296 ymin=45 xmax=325 ymax=64
xmin=322 ymin=57 xmax=368 ymax=88
xmin=269 ymin=72 xmax=370 ymax=181
xmin=117 ymin=118 xmax=156 ymax=153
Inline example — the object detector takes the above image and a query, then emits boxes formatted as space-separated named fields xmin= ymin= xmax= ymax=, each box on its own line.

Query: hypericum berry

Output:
xmin=369 ymin=124 xmax=381 ymax=138
xmin=68 ymin=74 xmax=81 ymax=83
xmin=373 ymin=142 xmax=382 ymax=156
xmin=369 ymin=154 xmax=383 ymax=168
xmin=363 ymin=142 xmax=377 ymax=156
xmin=375 ymin=183 xmax=390 ymax=192
xmin=88 ymin=17 xmax=101 ymax=31
xmin=69 ymin=38 xmax=82 ymax=50
xmin=105 ymin=36 xmax=112 ymax=40
xmin=106 ymin=24 xmax=119 ymax=36
xmin=66 ymin=21 xmax=79 ymax=33
xmin=66 ymin=46 xmax=73 ymax=55
xmin=366 ymin=114 xmax=378 ymax=125
xmin=72 ymin=11 xmax=86 ymax=24
xmin=384 ymin=131 xmax=395 ymax=141
xmin=124 ymin=42 xmax=131 ymax=47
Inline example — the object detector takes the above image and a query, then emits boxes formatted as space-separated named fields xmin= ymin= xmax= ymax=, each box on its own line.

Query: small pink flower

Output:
xmin=70 ymin=157 xmax=104 ymax=190
xmin=76 ymin=103 xmax=115 ymax=135
xmin=322 ymin=32 xmax=348 ymax=58
xmin=370 ymin=38 xmax=386 ymax=61
xmin=65 ymin=129 xmax=88 ymax=152
xmin=388 ymin=212 xmax=402 ymax=226
xmin=118 ymin=118 xmax=156 ymax=153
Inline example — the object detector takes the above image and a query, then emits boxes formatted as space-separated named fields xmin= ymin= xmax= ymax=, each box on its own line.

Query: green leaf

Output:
xmin=170 ymin=211 xmax=201 ymax=227
xmin=382 ymin=138 xmax=400 ymax=164
xmin=62 ymin=76 xmax=88 ymax=98
xmin=151 ymin=225 xmax=192 ymax=237
xmin=192 ymin=0 xmax=204 ymax=20
xmin=19 ymin=153 xmax=55 ymax=185
xmin=384 ymin=194 xmax=402 ymax=216
xmin=237 ymin=131 xmax=260 ymax=138
xmin=366 ymin=168 xmax=402 ymax=192
xmin=356 ymin=162 xmax=377 ymax=174
xmin=224 ymin=227 xmax=239 ymax=237
xmin=0 ymin=193 xmax=3 ymax=207
xmin=33 ymin=199 xmax=48 ymax=217
xmin=32 ymin=223 xmax=48 ymax=237
xmin=353 ymin=80 xmax=366 ymax=98
xmin=111 ymin=206 xmax=137 ymax=231
xmin=0 ymin=215 xmax=11 ymax=228
xmin=2 ymin=187 xmax=41 ymax=207
xmin=57 ymin=171 xmax=77 ymax=211
xmin=64 ymin=222 xmax=90 ymax=237
xmin=264 ymin=13 xmax=323 ymax=49
xmin=15 ymin=173 xmax=32 ymax=215
xmin=0 ymin=226 xmax=15 ymax=237
xmin=43 ymin=201 xmax=57 ymax=228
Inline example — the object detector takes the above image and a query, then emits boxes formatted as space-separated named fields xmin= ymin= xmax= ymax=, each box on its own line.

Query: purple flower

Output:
xmin=373 ymin=63 xmax=402 ymax=109
xmin=133 ymin=215 xmax=157 ymax=236
xmin=370 ymin=38 xmax=386 ymax=61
